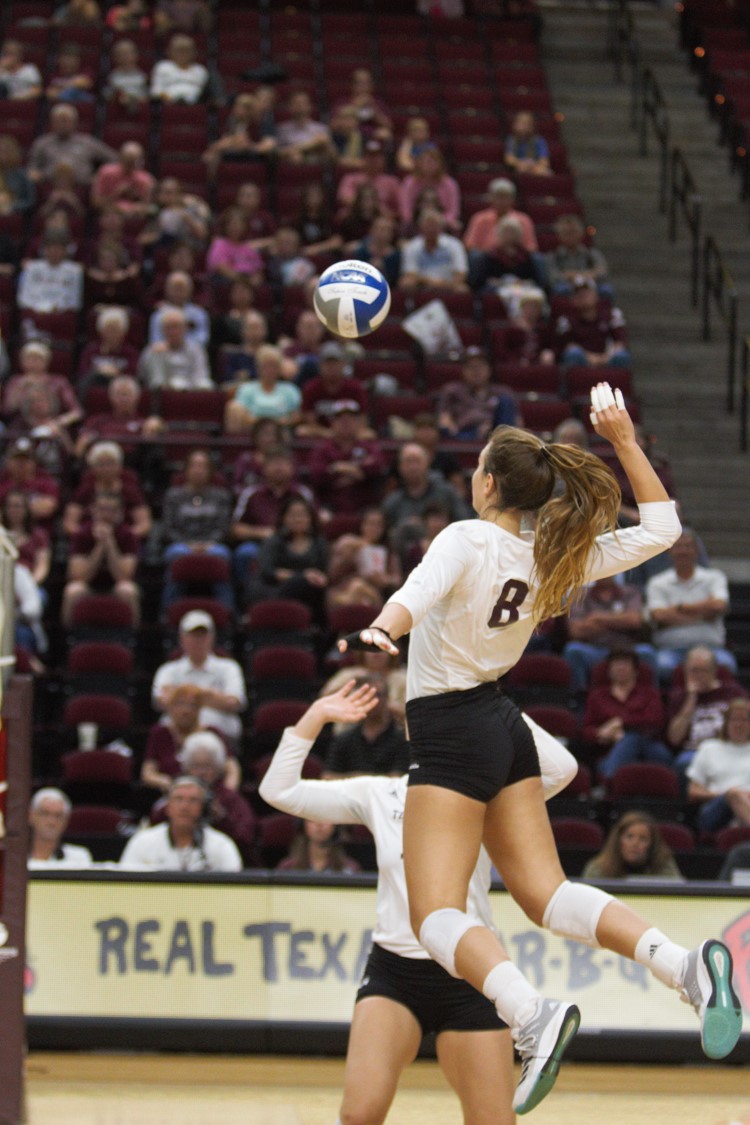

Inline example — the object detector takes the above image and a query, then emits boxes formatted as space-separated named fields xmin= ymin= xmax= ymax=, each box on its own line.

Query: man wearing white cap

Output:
xmin=151 ymin=610 xmax=247 ymax=748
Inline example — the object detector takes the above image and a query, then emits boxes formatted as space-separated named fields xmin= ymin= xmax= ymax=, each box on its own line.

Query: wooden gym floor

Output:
xmin=25 ymin=1053 xmax=750 ymax=1125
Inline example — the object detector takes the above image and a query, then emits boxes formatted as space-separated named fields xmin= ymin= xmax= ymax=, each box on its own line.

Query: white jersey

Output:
xmin=258 ymin=718 xmax=576 ymax=958
xmin=389 ymin=501 xmax=681 ymax=700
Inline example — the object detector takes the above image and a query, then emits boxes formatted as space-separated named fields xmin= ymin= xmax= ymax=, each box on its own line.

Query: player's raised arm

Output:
xmin=589 ymin=383 xmax=671 ymax=505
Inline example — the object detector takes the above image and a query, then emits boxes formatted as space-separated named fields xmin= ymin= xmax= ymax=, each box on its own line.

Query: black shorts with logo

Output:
xmin=356 ymin=943 xmax=506 ymax=1034
xmin=405 ymin=681 xmax=541 ymax=802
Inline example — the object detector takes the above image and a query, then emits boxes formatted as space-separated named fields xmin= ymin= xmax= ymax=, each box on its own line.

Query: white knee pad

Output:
xmin=522 ymin=714 xmax=579 ymax=800
xmin=542 ymin=880 xmax=614 ymax=949
xmin=419 ymin=908 xmax=483 ymax=978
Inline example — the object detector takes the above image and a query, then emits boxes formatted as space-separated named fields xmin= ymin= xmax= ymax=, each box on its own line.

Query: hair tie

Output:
xmin=540 ymin=444 xmax=554 ymax=464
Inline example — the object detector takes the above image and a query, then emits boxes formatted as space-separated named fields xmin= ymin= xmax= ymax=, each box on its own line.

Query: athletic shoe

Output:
xmin=680 ymin=940 xmax=743 ymax=1060
xmin=512 ymin=998 xmax=581 ymax=1115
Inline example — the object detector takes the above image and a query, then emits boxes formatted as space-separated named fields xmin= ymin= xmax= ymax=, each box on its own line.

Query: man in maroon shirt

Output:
xmin=297 ymin=341 xmax=368 ymax=438
xmin=666 ymin=646 xmax=748 ymax=778
xmin=61 ymin=492 xmax=141 ymax=626
xmin=75 ymin=375 xmax=164 ymax=460
xmin=308 ymin=401 xmax=387 ymax=514
xmin=554 ymin=277 xmax=632 ymax=368
xmin=230 ymin=447 xmax=316 ymax=581
xmin=0 ymin=438 xmax=61 ymax=529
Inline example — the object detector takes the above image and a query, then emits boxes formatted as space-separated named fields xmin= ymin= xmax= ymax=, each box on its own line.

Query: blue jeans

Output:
xmin=598 ymin=732 xmax=675 ymax=780
xmin=161 ymin=543 xmax=235 ymax=611
xmin=696 ymin=795 xmax=732 ymax=833
xmin=560 ymin=344 xmax=633 ymax=368
xmin=233 ymin=541 xmax=260 ymax=588
xmin=563 ymin=640 xmax=657 ymax=695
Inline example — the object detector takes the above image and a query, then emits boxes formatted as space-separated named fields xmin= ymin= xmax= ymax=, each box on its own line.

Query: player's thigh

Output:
xmin=403 ymin=784 xmax=486 ymax=928
xmin=436 ymin=1028 xmax=516 ymax=1125
xmin=339 ymin=995 xmax=422 ymax=1125
xmin=483 ymin=776 xmax=566 ymax=924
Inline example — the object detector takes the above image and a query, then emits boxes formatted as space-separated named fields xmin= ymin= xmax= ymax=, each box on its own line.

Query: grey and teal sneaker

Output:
xmin=512 ymin=998 xmax=581 ymax=1115
xmin=680 ymin=940 xmax=743 ymax=1060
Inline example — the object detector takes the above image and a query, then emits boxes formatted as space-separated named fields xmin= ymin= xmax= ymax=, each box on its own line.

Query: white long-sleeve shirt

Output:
xmin=389 ymin=501 xmax=681 ymax=700
xmin=259 ymin=717 xmax=576 ymax=958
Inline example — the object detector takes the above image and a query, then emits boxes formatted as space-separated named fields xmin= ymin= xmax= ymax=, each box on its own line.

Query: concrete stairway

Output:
xmin=539 ymin=2 xmax=750 ymax=573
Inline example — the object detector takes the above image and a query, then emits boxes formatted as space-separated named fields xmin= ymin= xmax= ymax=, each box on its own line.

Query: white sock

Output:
xmin=634 ymin=927 xmax=688 ymax=989
xmin=482 ymin=961 xmax=541 ymax=1030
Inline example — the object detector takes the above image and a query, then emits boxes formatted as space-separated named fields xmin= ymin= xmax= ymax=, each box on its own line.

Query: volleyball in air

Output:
xmin=313 ymin=260 xmax=391 ymax=339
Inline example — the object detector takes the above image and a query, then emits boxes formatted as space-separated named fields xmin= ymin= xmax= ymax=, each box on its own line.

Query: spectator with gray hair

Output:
xmin=26 ymin=103 xmax=117 ymax=185
xmin=137 ymin=307 xmax=212 ymax=390
xmin=179 ymin=731 xmax=256 ymax=863
xmin=28 ymin=788 xmax=93 ymax=869
xmin=147 ymin=270 xmax=210 ymax=347
xmin=3 ymin=341 xmax=82 ymax=431
xmin=463 ymin=177 xmax=538 ymax=254
xmin=76 ymin=306 xmax=139 ymax=396
xmin=63 ymin=438 xmax=152 ymax=541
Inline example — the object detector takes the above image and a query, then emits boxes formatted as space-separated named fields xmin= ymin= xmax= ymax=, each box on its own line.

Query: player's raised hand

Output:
xmin=589 ymin=382 xmax=636 ymax=447
xmin=337 ymin=626 xmax=400 ymax=657
xmin=316 ymin=679 xmax=379 ymax=724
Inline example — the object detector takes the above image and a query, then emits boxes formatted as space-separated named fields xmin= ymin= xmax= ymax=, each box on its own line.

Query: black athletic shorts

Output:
xmin=405 ymin=680 xmax=541 ymax=802
xmin=356 ymin=943 xmax=506 ymax=1034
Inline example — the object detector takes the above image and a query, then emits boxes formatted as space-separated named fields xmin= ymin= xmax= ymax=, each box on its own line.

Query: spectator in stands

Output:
xmin=337 ymin=139 xmax=401 ymax=218
xmin=64 ymin=439 xmax=152 ymax=542
xmin=152 ymin=609 xmax=247 ymax=746
xmin=6 ymin=382 xmax=75 ymax=479
xmin=61 ymin=491 xmax=141 ymax=626
xmin=230 ymin=445 xmax=314 ymax=584
xmin=140 ymin=176 xmax=210 ymax=250
xmin=330 ymin=104 xmax=365 ymax=172
xmin=154 ymin=0 xmax=212 ymax=35
xmin=295 ymin=181 xmax=342 ymax=259
xmin=410 ymin=412 xmax=464 ymax=492
xmin=553 ymin=277 xmax=632 ymax=368
xmin=399 ymin=208 xmax=468 ymax=293
xmin=148 ymin=270 xmax=210 ymax=348
xmin=463 ymin=177 xmax=538 ymax=256
xmin=396 ymin=114 xmax=433 ymax=175
xmin=298 ymin=340 xmax=368 ymax=438
xmin=278 ymin=308 xmax=325 ymax=385
xmin=161 ymin=449 xmax=234 ymax=610
xmin=52 ymin=0 xmax=102 ymax=26
xmin=17 ymin=230 xmax=84 ymax=313
xmin=120 ymin=775 xmax=242 ymax=872
xmin=202 ymin=91 xmax=277 ymax=176
xmin=231 ymin=180 xmax=276 ymax=248
xmin=103 ymin=37 xmax=148 ymax=107
xmin=142 ymin=683 xmax=225 ymax=792
xmin=335 ymin=67 xmax=393 ymax=144
xmin=77 ymin=307 xmax=139 ymax=397
xmin=472 ymin=215 xmax=546 ymax=292
xmin=336 ymin=182 xmax=384 ymax=249
xmin=277 ymin=819 xmax=360 ymax=874
xmin=180 ymin=732 xmax=255 ymax=862
xmin=503 ymin=110 xmax=551 ymax=177
xmin=719 ymin=842 xmax=750 ymax=883
xmin=3 ymin=342 xmax=82 ymax=433
xmin=309 ymin=401 xmax=387 ymax=515
xmin=206 ymin=207 xmax=265 ymax=288
xmin=27 ymin=104 xmax=117 ymax=186
xmin=582 ymin=810 xmax=683 ymax=880
xmin=46 ymin=42 xmax=95 ymax=105
xmin=493 ymin=288 xmax=555 ymax=366
xmin=150 ymin=34 xmax=208 ymax=104
xmin=264 ymin=226 xmax=316 ymax=288
xmin=247 ymin=495 xmax=329 ymax=619
xmin=107 ymin=0 xmax=152 ymax=31
xmin=326 ymin=507 xmax=401 ymax=612
xmin=399 ymin=146 xmax=461 ymax=234
xmin=276 ymin=90 xmax=333 ymax=164
xmin=2 ymin=489 xmax=51 ymax=591
xmin=0 ymin=438 xmax=61 ymax=528
xmin=437 ymin=347 xmax=519 ymax=441
xmin=231 ymin=418 xmax=287 ymax=491
xmin=383 ymin=441 xmax=470 ymax=563
xmin=402 ymin=498 xmax=453 ymax=578
xmin=352 ymin=214 xmax=401 ymax=288
xmin=666 ymin=646 xmax=746 ymax=774
xmin=223 ymin=343 xmax=301 ymax=435
xmin=85 ymin=240 xmax=143 ymax=308
xmin=564 ymin=574 xmax=656 ymax=696
xmin=545 ymin=213 xmax=613 ymax=299
xmin=91 ymin=141 xmax=155 ymax=217
xmin=13 ymin=550 xmax=47 ymax=654
xmin=582 ymin=649 xmax=672 ymax=781
xmin=28 ymin=788 xmax=93 ymax=869
xmin=137 ymin=308 xmax=212 ymax=390
xmin=75 ymin=374 xmax=163 ymax=463
xmin=0 ymin=39 xmax=42 ymax=100
xmin=324 ymin=672 xmax=408 ymax=779
xmin=0 ymin=134 xmax=35 ymax=215
xmin=213 ymin=279 xmax=264 ymax=350
xmin=219 ymin=309 xmax=270 ymax=386
xmin=687 ymin=697 xmax=750 ymax=833
xmin=646 ymin=528 xmax=736 ymax=680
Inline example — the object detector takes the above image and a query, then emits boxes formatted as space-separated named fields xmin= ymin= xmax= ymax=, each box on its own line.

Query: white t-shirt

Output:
xmin=17 ymin=259 xmax=84 ymax=313
xmin=258 ymin=717 xmax=576 ymax=958
xmin=28 ymin=843 xmax=93 ymax=870
xmin=646 ymin=565 xmax=729 ymax=650
xmin=389 ymin=501 xmax=681 ymax=700
xmin=150 ymin=61 xmax=208 ymax=104
xmin=152 ymin=652 xmax=247 ymax=739
xmin=686 ymin=738 xmax=750 ymax=793
xmin=119 ymin=822 xmax=242 ymax=872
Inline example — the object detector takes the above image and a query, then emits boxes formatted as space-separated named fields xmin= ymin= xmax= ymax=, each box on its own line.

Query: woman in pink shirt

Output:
xmin=399 ymin=146 xmax=461 ymax=233
xmin=206 ymin=206 xmax=264 ymax=286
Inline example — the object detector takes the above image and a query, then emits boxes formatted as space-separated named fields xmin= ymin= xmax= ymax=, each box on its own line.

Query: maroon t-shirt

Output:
xmin=72 ymin=467 xmax=146 ymax=523
xmin=554 ymin=306 xmax=628 ymax=358
xmin=78 ymin=413 xmax=148 ymax=456
xmin=0 ymin=471 xmax=61 ymax=531
xmin=143 ymin=722 xmax=184 ymax=778
xmin=582 ymin=681 xmax=665 ymax=747
xmin=301 ymin=375 xmax=368 ymax=426
xmin=69 ymin=520 xmax=138 ymax=587
xmin=232 ymin=482 xmax=316 ymax=530
xmin=308 ymin=436 xmax=387 ymax=512
xmin=666 ymin=684 xmax=748 ymax=751
xmin=14 ymin=527 xmax=50 ymax=572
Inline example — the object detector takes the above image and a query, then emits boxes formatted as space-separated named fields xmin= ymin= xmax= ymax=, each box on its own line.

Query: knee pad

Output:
xmin=542 ymin=880 xmax=614 ymax=949
xmin=419 ymin=908 xmax=482 ymax=978
xmin=522 ymin=714 xmax=578 ymax=800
